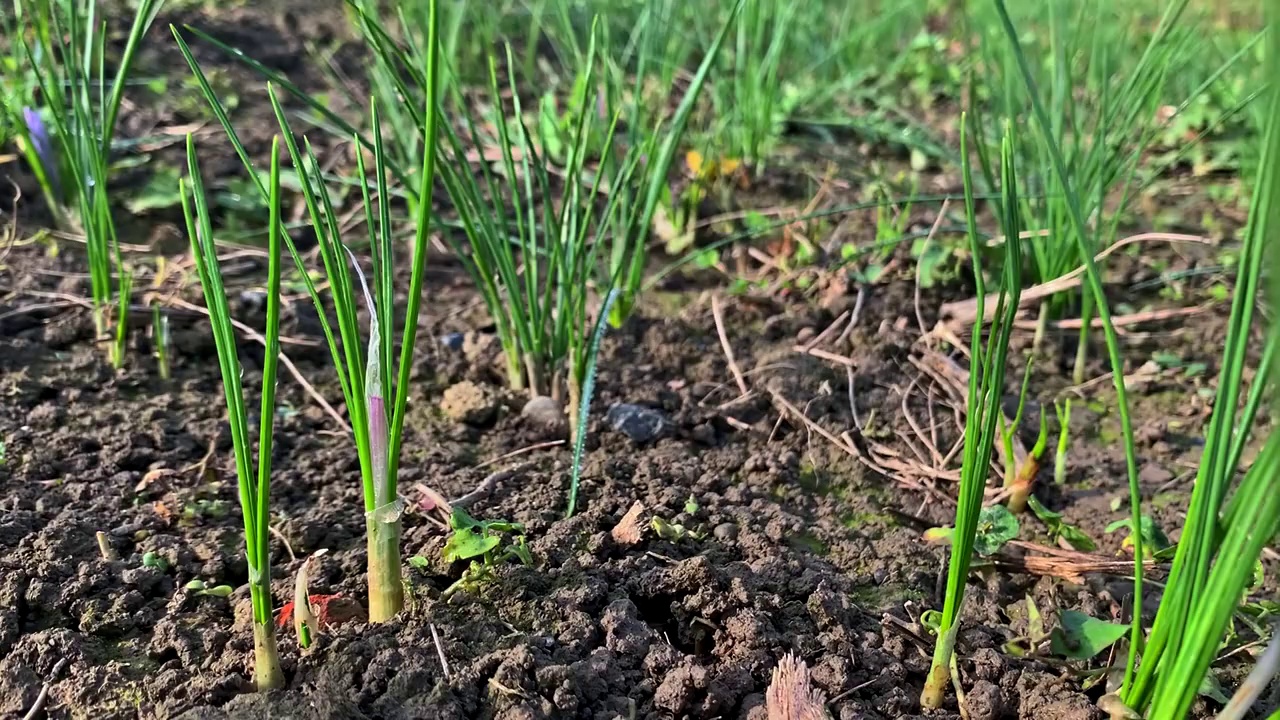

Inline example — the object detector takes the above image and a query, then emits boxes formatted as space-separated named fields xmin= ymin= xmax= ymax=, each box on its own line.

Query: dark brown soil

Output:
xmin=0 ymin=3 xmax=1271 ymax=720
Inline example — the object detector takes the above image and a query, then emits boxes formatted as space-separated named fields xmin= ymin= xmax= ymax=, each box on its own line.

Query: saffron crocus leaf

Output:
xmin=344 ymin=247 xmax=389 ymax=507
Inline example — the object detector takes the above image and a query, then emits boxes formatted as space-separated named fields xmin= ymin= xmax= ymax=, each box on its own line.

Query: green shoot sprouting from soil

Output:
xmin=1120 ymin=2 xmax=1280 ymax=714
xmin=172 ymin=0 xmax=443 ymax=622
xmin=266 ymin=98 xmax=441 ymax=622
xmin=719 ymin=0 xmax=795 ymax=173
xmin=989 ymin=0 xmax=1147 ymax=689
xmin=180 ymin=135 xmax=285 ymax=692
xmin=151 ymin=303 xmax=170 ymax=380
xmin=1052 ymin=399 xmax=1071 ymax=486
xmin=920 ymin=115 xmax=1022 ymax=709
xmin=10 ymin=0 xmax=163 ymax=367
xmin=433 ymin=27 xmax=631 ymax=418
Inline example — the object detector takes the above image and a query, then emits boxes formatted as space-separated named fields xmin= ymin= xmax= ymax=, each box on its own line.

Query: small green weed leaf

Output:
xmin=503 ymin=536 xmax=533 ymax=566
xmin=856 ymin=263 xmax=886 ymax=284
xmin=480 ymin=519 xmax=524 ymax=534
xmin=1027 ymin=594 xmax=1046 ymax=642
xmin=442 ymin=528 xmax=500 ymax=563
xmin=920 ymin=609 xmax=943 ymax=635
xmin=974 ymin=505 xmax=1019 ymax=556
xmin=1027 ymin=496 xmax=1096 ymax=551
xmin=1050 ymin=610 xmax=1128 ymax=660
xmin=449 ymin=508 xmax=481 ymax=531
xmin=1197 ymin=672 xmax=1230 ymax=704
xmin=126 ymin=165 xmax=184 ymax=214
xmin=684 ymin=495 xmax=699 ymax=514
xmin=185 ymin=579 xmax=206 ymax=591
xmin=408 ymin=555 xmax=429 ymax=569
xmin=651 ymin=516 xmax=689 ymax=541
xmin=199 ymin=584 xmax=234 ymax=598
xmin=923 ymin=526 xmax=954 ymax=544
xmin=692 ymin=249 xmax=719 ymax=269
xmin=1105 ymin=515 xmax=1170 ymax=558
xmin=912 ymin=238 xmax=953 ymax=288
xmin=142 ymin=551 xmax=168 ymax=571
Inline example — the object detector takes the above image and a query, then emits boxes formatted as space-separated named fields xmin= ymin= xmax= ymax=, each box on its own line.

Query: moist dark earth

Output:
xmin=0 ymin=3 xmax=1272 ymax=720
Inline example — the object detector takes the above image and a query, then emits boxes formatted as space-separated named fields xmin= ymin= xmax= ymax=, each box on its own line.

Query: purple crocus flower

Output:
xmin=22 ymin=107 xmax=61 ymax=199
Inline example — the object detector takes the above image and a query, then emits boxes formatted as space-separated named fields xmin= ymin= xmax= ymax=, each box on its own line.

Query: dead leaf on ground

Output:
xmin=135 ymin=468 xmax=179 ymax=495
xmin=766 ymin=653 xmax=829 ymax=720
xmin=611 ymin=501 xmax=646 ymax=546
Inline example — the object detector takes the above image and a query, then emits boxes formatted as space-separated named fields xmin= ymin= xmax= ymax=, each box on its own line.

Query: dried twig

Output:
xmin=712 ymin=295 xmax=750 ymax=397
xmin=450 ymin=464 xmax=530 ymax=509
xmin=935 ymin=232 xmax=1212 ymax=337
xmin=914 ymin=199 xmax=950 ymax=336
xmin=474 ymin=441 xmax=563 ymax=470
xmin=431 ymin=624 xmax=452 ymax=682
xmin=167 ymin=297 xmax=349 ymax=432
xmin=22 ymin=657 xmax=68 ymax=720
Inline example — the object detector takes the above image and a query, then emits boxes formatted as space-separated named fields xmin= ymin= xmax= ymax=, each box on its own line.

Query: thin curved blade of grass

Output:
xmin=566 ymin=289 xmax=620 ymax=518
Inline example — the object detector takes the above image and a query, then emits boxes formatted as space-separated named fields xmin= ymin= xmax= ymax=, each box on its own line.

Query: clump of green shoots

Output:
xmin=173 ymin=0 xmax=444 ymax=622
xmin=180 ymin=135 xmax=285 ymax=691
xmin=10 ymin=0 xmax=164 ymax=367
xmin=717 ymin=0 xmax=796 ymax=172
xmin=921 ymin=115 xmax=1023 ymax=709
xmin=988 ymin=0 xmax=1147 ymax=687
xmin=188 ymin=0 xmax=741 ymax=334
xmin=1118 ymin=1 xmax=1280 ymax=713
xmin=969 ymin=0 xmax=1253 ymax=380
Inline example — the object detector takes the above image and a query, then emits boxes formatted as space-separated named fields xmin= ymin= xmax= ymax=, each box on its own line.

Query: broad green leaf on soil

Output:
xmin=442 ymin=527 xmax=500 ymax=563
xmin=1050 ymin=610 xmax=1128 ymax=660
xmin=974 ymin=505 xmax=1020 ymax=556
xmin=1027 ymin=495 xmax=1096 ymax=551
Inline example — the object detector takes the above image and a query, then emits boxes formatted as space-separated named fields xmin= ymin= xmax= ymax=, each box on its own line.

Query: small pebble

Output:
xmin=605 ymin=403 xmax=669 ymax=444
xmin=522 ymin=396 xmax=567 ymax=438
xmin=713 ymin=523 xmax=739 ymax=541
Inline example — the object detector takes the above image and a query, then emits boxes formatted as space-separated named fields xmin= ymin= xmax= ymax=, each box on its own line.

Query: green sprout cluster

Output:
xmin=5 ymin=0 xmax=1278 ymax=709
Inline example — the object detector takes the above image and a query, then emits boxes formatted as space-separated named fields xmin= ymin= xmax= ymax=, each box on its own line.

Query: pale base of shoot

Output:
xmin=253 ymin=621 xmax=285 ymax=691
xmin=921 ymin=623 xmax=960 ymax=709
xmin=367 ymin=517 xmax=405 ymax=623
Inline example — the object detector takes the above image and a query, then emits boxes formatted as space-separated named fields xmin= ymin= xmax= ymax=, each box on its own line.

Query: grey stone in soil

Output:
xmin=440 ymin=332 xmax=465 ymax=351
xmin=605 ymin=403 xmax=669 ymax=444
xmin=522 ymin=396 xmax=567 ymax=437
xmin=713 ymin=523 xmax=739 ymax=541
